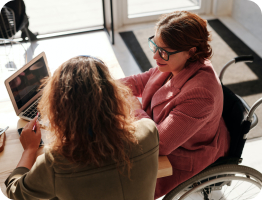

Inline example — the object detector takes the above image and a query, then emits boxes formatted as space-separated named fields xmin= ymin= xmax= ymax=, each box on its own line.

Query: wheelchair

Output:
xmin=163 ymin=55 xmax=262 ymax=200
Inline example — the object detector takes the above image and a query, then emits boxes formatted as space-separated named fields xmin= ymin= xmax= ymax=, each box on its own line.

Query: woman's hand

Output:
xmin=131 ymin=96 xmax=142 ymax=110
xmin=20 ymin=116 xmax=41 ymax=152
xmin=17 ymin=116 xmax=42 ymax=169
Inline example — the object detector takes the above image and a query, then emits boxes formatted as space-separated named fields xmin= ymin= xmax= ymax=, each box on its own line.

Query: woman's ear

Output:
xmin=188 ymin=47 xmax=196 ymax=58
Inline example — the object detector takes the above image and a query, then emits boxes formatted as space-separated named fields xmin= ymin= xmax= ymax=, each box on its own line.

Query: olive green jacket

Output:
xmin=5 ymin=118 xmax=159 ymax=200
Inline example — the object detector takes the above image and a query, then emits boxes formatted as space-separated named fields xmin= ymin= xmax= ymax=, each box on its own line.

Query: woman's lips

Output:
xmin=157 ymin=62 xmax=167 ymax=67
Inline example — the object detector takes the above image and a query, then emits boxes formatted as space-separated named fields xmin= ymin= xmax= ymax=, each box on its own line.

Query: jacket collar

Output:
xmin=170 ymin=60 xmax=203 ymax=89
xmin=143 ymin=61 xmax=204 ymax=109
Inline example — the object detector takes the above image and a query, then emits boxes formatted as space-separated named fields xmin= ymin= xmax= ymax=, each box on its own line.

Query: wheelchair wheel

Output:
xmin=163 ymin=164 xmax=262 ymax=200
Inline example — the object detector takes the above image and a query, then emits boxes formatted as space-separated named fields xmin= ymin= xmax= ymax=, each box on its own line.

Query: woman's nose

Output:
xmin=153 ymin=50 xmax=160 ymax=60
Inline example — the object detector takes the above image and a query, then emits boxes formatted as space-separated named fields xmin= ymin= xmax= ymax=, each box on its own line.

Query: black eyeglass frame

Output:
xmin=148 ymin=35 xmax=183 ymax=61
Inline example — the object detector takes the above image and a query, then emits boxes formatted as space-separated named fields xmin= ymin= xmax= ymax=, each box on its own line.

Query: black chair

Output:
xmin=0 ymin=0 xmax=37 ymax=41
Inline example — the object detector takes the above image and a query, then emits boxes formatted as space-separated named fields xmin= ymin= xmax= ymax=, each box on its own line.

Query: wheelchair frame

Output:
xmin=163 ymin=55 xmax=262 ymax=200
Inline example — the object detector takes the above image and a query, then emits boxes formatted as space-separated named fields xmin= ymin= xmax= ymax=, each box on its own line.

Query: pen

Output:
xmin=32 ymin=113 xmax=39 ymax=131
xmin=0 ymin=126 xmax=9 ymax=136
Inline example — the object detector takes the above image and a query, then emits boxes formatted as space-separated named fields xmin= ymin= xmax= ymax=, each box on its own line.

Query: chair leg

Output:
xmin=21 ymin=21 xmax=38 ymax=42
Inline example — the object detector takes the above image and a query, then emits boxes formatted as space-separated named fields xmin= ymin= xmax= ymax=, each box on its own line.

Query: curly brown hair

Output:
xmin=38 ymin=56 xmax=137 ymax=172
xmin=155 ymin=11 xmax=212 ymax=64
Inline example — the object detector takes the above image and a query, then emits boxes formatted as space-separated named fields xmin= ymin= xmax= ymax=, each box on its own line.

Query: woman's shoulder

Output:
xmin=43 ymin=147 xmax=55 ymax=164
xmin=199 ymin=59 xmax=216 ymax=73
xmin=43 ymin=147 xmax=82 ymax=172
xmin=134 ymin=118 xmax=158 ymax=134
xmin=184 ymin=60 xmax=218 ymax=81
xmin=182 ymin=60 xmax=222 ymax=97
xmin=132 ymin=119 xmax=159 ymax=155
xmin=43 ymin=147 xmax=67 ymax=167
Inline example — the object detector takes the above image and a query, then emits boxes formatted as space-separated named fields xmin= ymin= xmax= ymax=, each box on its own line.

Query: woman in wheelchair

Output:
xmin=5 ymin=56 xmax=159 ymax=200
xmin=121 ymin=11 xmax=231 ymax=199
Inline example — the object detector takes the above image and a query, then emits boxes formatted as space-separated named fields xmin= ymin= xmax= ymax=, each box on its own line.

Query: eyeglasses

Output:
xmin=148 ymin=36 xmax=182 ymax=61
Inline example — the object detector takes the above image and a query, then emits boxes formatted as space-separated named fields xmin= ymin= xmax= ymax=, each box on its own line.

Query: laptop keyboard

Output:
xmin=22 ymin=98 xmax=41 ymax=120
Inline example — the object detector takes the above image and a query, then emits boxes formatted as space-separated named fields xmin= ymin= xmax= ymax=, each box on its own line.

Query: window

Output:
xmin=120 ymin=0 xmax=208 ymax=25
xmin=128 ymin=0 xmax=201 ymax=18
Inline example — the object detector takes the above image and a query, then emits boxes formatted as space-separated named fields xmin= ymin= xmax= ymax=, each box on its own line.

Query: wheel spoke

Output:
xmin=237 ymin=185 xmax=252 ymax=200
xmin=219 ymin=185 xmax=228 ymax=200
xmin=219 ymin=182 xmax=258 ymax=200
xmin=228 ymin=183 xmax=254 ymax=200
xmin=234 ymin=185 xmax=259 ymax=200
xmin=220 ymin=174 xmax=231 ymax=200
xmin=223 ymin=180 xmax=245 ymax=199
xmin=242 ymin=191 xmax=260 ymax=200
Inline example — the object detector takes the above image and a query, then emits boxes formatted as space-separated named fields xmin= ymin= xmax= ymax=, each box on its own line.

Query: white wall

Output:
xmin=232 ymin=0 xmax=262 ymax=43
xmin=212 ymin=0 xmax=234 ymax=16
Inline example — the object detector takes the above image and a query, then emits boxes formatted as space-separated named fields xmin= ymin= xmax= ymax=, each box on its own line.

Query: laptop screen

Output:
xmin=8 ymin=57 xmax=49 ymax=109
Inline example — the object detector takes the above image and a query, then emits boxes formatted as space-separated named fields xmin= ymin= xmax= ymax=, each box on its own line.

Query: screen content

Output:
xmin=9 ymin=57 xmax=49 ymax=109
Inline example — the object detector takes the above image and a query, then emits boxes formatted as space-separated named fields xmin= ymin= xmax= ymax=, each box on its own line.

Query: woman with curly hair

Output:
xmin=121 ymin=11 xmax=230 ymax=199
xmin=5 ymin=56 xmax=159 ymax=200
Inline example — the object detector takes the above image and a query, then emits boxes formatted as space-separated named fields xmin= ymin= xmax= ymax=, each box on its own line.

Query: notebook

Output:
xmin=4 ymin=52 xmax=51 ymax=122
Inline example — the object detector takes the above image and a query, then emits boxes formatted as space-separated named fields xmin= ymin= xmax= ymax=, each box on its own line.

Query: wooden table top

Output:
xmin=0 ymin=60 xmax=172 ymax=197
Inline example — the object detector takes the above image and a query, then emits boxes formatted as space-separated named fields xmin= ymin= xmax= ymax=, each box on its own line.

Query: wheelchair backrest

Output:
xmin=222 ymin=84 xmax=249 ymax=159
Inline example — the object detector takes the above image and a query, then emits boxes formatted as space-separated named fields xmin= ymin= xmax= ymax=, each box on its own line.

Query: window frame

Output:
xmin=120 ymin=0 xmax=212 ymax=25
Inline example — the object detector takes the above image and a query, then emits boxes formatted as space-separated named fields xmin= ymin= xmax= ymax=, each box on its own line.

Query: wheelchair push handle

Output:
xmin=234 ymin=55 xmax=254 ymax=63
xmin=219 ymin=55 xmax=254 ymax=81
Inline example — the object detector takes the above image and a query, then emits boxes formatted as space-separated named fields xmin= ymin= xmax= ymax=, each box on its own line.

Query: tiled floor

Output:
xmin=1 ymin=15 xmax=262 ymax=199
xmin=23 ymin=0 xmax=103 ymax=35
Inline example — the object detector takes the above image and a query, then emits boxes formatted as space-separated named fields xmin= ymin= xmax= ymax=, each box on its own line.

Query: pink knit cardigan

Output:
xmin=121 ymin=60 xmax=230 ymax=199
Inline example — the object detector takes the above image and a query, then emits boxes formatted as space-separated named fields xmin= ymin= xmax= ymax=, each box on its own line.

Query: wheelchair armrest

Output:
xmin=246 ymin=97 xmax=262 ymax=126
xmin=236 ymin=94 xmax=258 ymax=130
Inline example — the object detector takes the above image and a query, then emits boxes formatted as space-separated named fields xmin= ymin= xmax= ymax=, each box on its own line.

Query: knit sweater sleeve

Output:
xmin=120 ymin=68 xmax=155 ymax=97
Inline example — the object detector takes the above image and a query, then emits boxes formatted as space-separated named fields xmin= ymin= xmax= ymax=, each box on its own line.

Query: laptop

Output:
xmin=4 ymin=52 xmax=51 ymax=122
